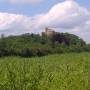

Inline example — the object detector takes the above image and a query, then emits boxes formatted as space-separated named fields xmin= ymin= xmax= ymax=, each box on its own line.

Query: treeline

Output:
xmin=0 ymin=33 xmax=90 ymax=57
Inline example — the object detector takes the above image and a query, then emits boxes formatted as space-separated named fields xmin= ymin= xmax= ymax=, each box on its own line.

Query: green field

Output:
xmin=0 ymin=53 xmax=90 ymax=90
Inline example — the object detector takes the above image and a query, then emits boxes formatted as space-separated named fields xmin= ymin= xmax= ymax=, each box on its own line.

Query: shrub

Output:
xmin=20 ymin=48 xmax=33 ymax=57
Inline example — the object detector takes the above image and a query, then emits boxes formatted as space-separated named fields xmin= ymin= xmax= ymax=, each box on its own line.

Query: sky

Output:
xmin=0 ymin=0 xmax=90 ymax=16
xmin=0 ymin=0 xmax=90 ymax=43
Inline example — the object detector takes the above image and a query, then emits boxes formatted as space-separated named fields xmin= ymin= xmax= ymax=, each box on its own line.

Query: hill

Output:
xmin=0 ymin=32 xmax=89 ymax=57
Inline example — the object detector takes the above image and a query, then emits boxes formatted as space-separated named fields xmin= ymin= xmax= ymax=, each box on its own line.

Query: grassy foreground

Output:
xmin=0 ymin=53 xmax=90 ymax=90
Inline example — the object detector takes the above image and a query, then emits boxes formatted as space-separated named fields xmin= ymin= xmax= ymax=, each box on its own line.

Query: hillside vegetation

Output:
xmin=0 ymin=53 xmax=89 ymax=90
xmin=0 ymin=32 xmax=90 ymax=57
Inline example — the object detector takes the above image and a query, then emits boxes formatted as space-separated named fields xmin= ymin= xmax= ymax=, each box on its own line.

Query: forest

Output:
xmin=0 ymin=32 xmax=90 ymax=57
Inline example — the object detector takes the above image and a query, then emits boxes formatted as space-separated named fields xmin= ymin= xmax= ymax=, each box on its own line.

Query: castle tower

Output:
xmin=42 ymin=27 xmax=56 ymax=38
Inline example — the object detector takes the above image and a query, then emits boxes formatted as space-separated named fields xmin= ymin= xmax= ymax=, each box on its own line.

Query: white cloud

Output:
xmin=10 ymin=0 xmax=43 ymax=4
xmin=43 ymin=0 xmax=90 ymax=28
xmin=0 ymin=0 xmax=90 ymax=43
xmin=1 ymin=0 xmax=44 ymax=4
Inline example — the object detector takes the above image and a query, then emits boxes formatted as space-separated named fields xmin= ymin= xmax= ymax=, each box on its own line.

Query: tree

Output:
xmin=0 ymin=34 xmax=8 ymax=56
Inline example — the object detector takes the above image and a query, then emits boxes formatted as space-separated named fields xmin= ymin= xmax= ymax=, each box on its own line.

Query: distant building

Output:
xmin=42 ymin=27 xmax=56 ymax=38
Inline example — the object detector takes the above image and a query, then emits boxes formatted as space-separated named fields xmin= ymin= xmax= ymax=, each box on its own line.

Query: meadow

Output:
xmin=0 ymin=52 xmax=89 ymax=90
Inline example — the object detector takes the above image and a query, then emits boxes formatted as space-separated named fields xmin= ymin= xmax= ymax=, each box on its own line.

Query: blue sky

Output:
xmin=0 ymin=0 xmax=90 ymax=43
xmin=0 ymin=0 xmax=90 ymax=16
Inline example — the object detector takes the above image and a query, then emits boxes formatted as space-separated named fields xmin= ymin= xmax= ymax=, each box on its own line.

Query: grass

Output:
xmin=0 ymin=52 xmax=89 ymax=90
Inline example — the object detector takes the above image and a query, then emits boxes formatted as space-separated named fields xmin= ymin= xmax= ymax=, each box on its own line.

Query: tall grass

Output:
xmin=0 ymin=52 xmax=89 ymax=90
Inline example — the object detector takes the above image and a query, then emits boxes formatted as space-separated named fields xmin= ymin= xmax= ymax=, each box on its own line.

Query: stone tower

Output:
xmin=42 ymin=27 xmax=56 ymax=38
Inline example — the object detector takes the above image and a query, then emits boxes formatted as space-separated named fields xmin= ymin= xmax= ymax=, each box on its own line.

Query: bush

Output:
xmin=0 ymin=33 xmax=89 ymax=57
xmin=20 ymin=48 xmax=33 ymax=57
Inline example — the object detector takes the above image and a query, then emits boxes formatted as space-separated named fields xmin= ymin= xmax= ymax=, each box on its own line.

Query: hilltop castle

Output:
xmin=42 ymin=27 xmax=56 ymax=37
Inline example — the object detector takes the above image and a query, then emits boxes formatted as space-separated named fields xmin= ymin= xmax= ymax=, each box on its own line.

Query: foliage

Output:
xmin=0 ymin=33 xmax=89 ymax=57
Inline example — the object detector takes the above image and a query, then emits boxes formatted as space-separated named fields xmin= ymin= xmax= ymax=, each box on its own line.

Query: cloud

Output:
xmin=1 ymin=0 xmax=44 ymax=4
xmin=0 ymin=0 xmax=90 ymax=43
xmin=43 ymin=0 xmax=90 ymax=28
